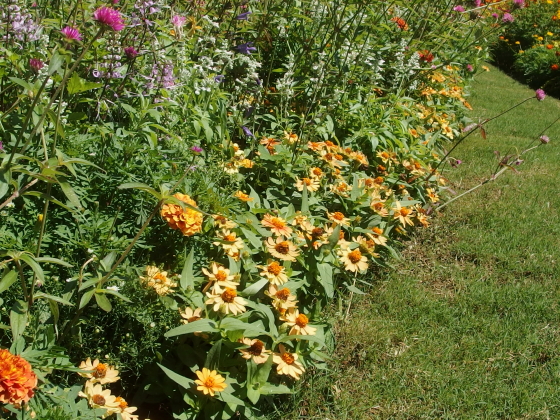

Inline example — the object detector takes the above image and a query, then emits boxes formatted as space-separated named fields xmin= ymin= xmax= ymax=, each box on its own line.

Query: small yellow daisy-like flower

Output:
xmin=78 ymin=358 xmax=120 ymax=385
xmin=392 ymin=201 xmax=415 ymax=227
xmin=273 ymin=345 xmax=305 ymax=380
xmin=338 ymin=247 xmax=369 ymax=273
xmin=140 ymin=266 xmax=177 ymax=296
xmin=283 ymin=131 xmax=299 ymax=144
xmin=369 ymin=227 xmax=388 ymax=247
xmin=426 ymin=188 xmax=439 ymax=203
xmin=265 ymin=284 xmax=298 ymax=314
xmin=212 ymin=214 xmax=237 ymax=230
xmin=309 ymin=167 xmax=324 ymax=180
xmin=114 ymin=397 xmax=139 ymax=420
xmin=78 ymin=381 xmax=120 ymax=412
xmin=280 ymin=308 xmax=317 ymax=336
xmin=327 ymin=211 xmax=350 ymax=226
xmin=194 ymin=368 xmax=227 ymax=397
xmin=265 ymin=237 xmax=300 ymax=262
xmin=178 ymin=307 xmax=203 ymax=324
xmin=201 ymin=263 xmax=239 ymax=292
xmin=295 ymin=177 xmax=320 ymax=192
xmin=234 ymin=191 xmax=254 ymax=202
xmin=239 ymin=338 xmax=272 ymax=364
xmin=262 ymin=214 xmax=293 ymax=237
xmin=259 ymin=260 xmax=289 ymax=285
xmin=206 ymin=287 xmax=247 ymax=315
xmin=213 ymin=229 xmax=244 ymax=259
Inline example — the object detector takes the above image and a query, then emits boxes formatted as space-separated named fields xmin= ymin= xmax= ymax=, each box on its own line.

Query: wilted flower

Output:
xmin=93 ymin=7 xmax=126 ymax=31
xmin=0 ymin=349 xmax=38 ymax=406
xmin=540 ymin=135 xmax=550 ymax=144
xmin=466 ymin=64 xmax=474 ymax=72
xmin=140 ymin=266 xmax=177 ymax=295
xmin=214 ymin=75 xmax=225 ymax=83
xmin=194 ymin=368 xmax=227 ymax=396
xmin=160 ymin=193 xmax=203 ymax=236
xmin=236 ymin=11 xmax=252 ymax=20
xmin=61 ymin=26 xmax=82 ymax=41
xmin=535 ymin=89 xmax=546 ymax=101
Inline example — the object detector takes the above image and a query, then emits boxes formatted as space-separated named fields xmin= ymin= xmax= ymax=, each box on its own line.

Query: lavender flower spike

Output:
xmin=236 ymin=42 xmax=257 ymax=55
xmin=535 ymin=89 xmax=546 ymax=101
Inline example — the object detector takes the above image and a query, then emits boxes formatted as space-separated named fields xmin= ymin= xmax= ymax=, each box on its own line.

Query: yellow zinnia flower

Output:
xmin=78 ymin=358 xmax=120 ymax=385
xmin=239 ymin=338 xmax=272 ymax=364
xmin=194 ymin=368 xmax=227 ymax=397
xmin=280 ymin=308 xmax=317 ymax=336
xmin=273 ymin=345 xmax=305 ymax=380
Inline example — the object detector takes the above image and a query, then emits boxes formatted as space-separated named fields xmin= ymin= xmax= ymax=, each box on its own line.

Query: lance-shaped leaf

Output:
xmin=165 ymin=319 xmax=218 ymax=337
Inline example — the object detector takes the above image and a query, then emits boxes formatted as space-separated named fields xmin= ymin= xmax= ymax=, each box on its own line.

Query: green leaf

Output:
xmin=66 ymin=72 xmax=102 ymax=94
xmin=158 ymin=363 xmax=194 ymax=390
xmin=344 ymin=282 xmax=366 ymax=295
xmin=33 ymin=291 xmax=73 ymax=306
xmin=79 ymin=289 xmax=95 ymax=309
xmin=242 ymin=278 xmax=268 ymax=296
xmin=9 ymin=77 xmax=34 ymax=91
xmin=205 ymin=340 xmax=222 ymax=370
xmin=259 ymin=383 xmax=292 ymax=395
xmin=10 ymin=300 xmax=28 ymax=341
xmin=48 ymin=299 xmax=59 ymax=325
xmin=100 ymin=252 xmax=116 ymax=272
xmin=58 ymin=179 xmax=83 ymax=209
xmin=0 ymin=166 xmax=12 ymax=200
xmin=94 ymin=292 xmax=112 ymax=312
xmin=219 ymin=390 xmax=245 ymax=406
xmin=317 ymin=263 xmax=334 ymax=298
xmin=301 ymin=184 xmax=309 ymax=213
xmin=165 ymin=319 xmax=218 ymax=337
xmin=34 ymin=257 xmax=72 ymax=267
xmin=0 ymin=270 xmax=18 ymax=294
xmin=240 ymin=227 xmax=262 ymax=249
xmin=19 ymin=253 xmax=45 ymax=285
xmin=48 ymin=51 xmax=64 ymax=76
xmin=219 ymin=318 xmax=267 ymax=337
xmin=118 ymin=182 xmax=162 ymax=199
xmin=180 ymin=248 xmax=195 ymax=290
xmin=101 ymin=288 xmax=132 ymax=303
xmin=327 ymin=224 xmax=341 ymax=250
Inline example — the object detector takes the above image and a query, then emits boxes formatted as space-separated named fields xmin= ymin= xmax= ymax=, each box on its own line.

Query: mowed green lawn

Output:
xmin=272 ymin=65 xmax=560 ymax=419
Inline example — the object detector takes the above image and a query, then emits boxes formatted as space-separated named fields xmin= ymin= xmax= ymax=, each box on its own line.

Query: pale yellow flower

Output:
xmin=202 ymin=263 xmax=239 ymax=292
xmin=327 ymin=211 xmax=350 ymax=226
xmin=206 ymin=287 xmax=247 ymax=315
xmin=369 ymin=227 xmax=388 ymax=247
xmin=259 ymin=260 xmax=289 ymax=285
xmin=338 ymin=247 xmax=369 ymax=273
xmin=262 ymin=214 xmax=293 ymax=236
xmin=239 ymin=338 xmax=272 ymax=364
xmin=78 ymin=381 xmax=120 ymax=412
xmin=265 ymin=237 xmax=300 ymax=262
xmin=194 ymin=368 xmax=227 ymax=397
xmin=295 ymin=177 xmax=320 ymax=192
xmin=234 ymin=191 xmax=254 ymax=202
xmin=280 ymin=308 xmax=317 ymax=336
xmin=78 ymin=358 xmax=120 ymax=385
xmin=213 ymin=229 xmax=244 ymax=259
xmin=273 ymin=345 xmax=305 ymax=380
xmin=140 ymin=266 xmax=177 ymax=296
xmin=178 ymin=307 xmax=203 ymax=324
xmin=212 ymin=214 xmax=237 ymax=229
xmin=114 ymin=397 xmax=139 ymax=420
xmin=392 ymin=201 xmax=415 ymax=227
xmin=265 ymin=284 xmax=298 ymax=314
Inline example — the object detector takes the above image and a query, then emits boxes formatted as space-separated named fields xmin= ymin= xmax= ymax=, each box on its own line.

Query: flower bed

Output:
xmin=0 ymin=1 xmax=512 ymax=419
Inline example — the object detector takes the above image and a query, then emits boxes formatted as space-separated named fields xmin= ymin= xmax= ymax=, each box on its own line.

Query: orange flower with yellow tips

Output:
xmin=160 ymin=193 xmax=203 ymax=236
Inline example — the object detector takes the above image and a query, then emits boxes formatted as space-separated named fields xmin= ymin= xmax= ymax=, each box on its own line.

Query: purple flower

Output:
xmin=540 ymin=135 xmax=550 ymax=144
xmin=513 ymin=0 xmax=525 ymax=8
xmin=473 ymin=0 xmax=482 ymax=6
xmin=242 ymin=126 xmax=254 ymax=137
xmin=453 ymin=5 xmax=465 ymax=12
xmin=124 ymin=46 xmax=139 ymax=58
xmin=502 ymin=13 xmax=514 ymax=23
xmin=491 ymin=13 xmax=499 ymax=19
xmin=171 ymin=15 xmax=187 ymax=27
xmin=236 ymin=42 xmax=257 ymax=55
xmin=535 ymin=89 xmax=546 ymax=101
xmin=191 ymin=145 xmax=203 ymax=153
xmin=61 ymin=26 xmax=82 ymax=41
xmin=466 ymin=64 xmax=474 ymax=72
xmin=93 ymin=7 xmax=126 ymax=31
xmin=450 ymin=158 xmax=463 ymax=168
xmin=214 ymin=75 xmax=225 ymax=83
xmin=236 ymin=11 xmax=252 ymax=20
xmin=29 ymin=58 xmax=44 ymax=72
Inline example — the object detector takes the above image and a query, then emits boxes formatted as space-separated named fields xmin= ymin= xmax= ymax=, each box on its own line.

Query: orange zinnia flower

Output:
xmin=160 ymin=193 xmax=203 ymax=236
xmin=0 ymin=349 xmax=38 ymax=406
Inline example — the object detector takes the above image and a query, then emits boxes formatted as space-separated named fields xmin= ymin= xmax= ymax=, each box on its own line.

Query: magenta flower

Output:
xmin=61 ymin=26 xmax=82 ymax=41
xmin=190 ymin=145 xmax=203 ymax=153
xmin=535 ymin=89 xmax=546 ymax=101
xmin=513 ymin=0 xmax=525 ymax=8
xmin=502 ymin=13 xmax=514 ymax=23
xmin=124 ymin=46 xmax=138 ymax=58
xmin=29 ymin=58 xmax=44 ymax=72
xmin=93 ymin=7 xmax=125 ymax=31
xmin=466 ymin=64 xmax=474 ymax=72
xmin=453 ymin=5 xmax=465 ymax=12
xmin=171 ymin=15 xmax=187 ymax=28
